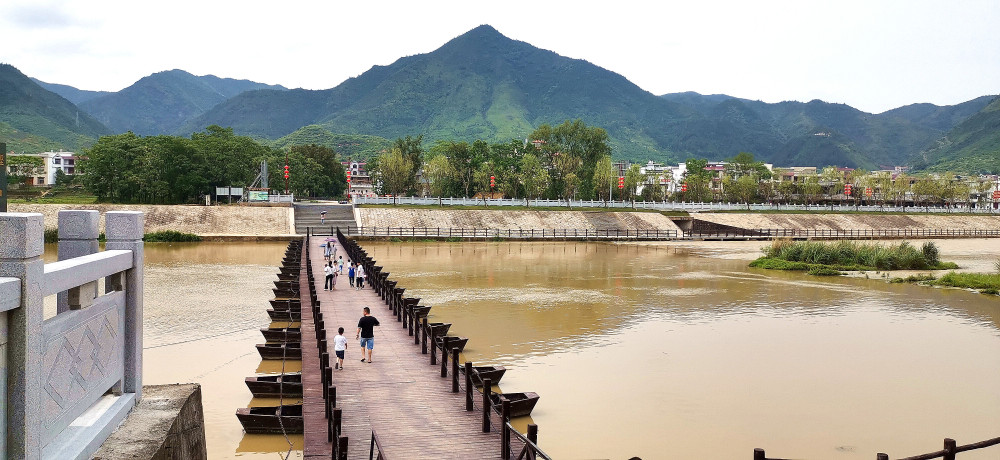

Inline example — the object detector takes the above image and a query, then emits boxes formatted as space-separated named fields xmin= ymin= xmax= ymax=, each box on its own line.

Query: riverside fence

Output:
xmin=354 ymin=196 xmax=1000 ymax=214
xmin=0 ymin=210 xmax=144 ymax=460
xmin=309 ymin=226 xmax=1000 ymax=241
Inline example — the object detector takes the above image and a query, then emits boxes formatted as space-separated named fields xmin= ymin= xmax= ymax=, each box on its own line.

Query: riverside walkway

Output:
xmin=300 ymin=236 xmax=512 ymax=459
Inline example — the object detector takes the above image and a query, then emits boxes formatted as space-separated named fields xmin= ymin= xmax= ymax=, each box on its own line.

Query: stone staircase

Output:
xmin=293 ymin=203 xmax=356 ymax=235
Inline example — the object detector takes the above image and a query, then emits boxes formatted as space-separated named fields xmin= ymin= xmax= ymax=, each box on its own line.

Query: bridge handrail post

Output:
xmin=105 ymin=211 xmax=146 ymax=397
xmin=482 ymin=377 xmax=492 ymax=432
xmin=56 ymin=210 xmax=100 ymax=314
xmin=0 ymin=212 xmax=45 ymax=459
xmin=452 ymin=349 xmax=460 ymax=392
xmin=465 ymin=362 xmax=474 ymax=410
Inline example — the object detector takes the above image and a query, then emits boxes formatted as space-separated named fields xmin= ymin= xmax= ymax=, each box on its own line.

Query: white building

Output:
xmin=6 ymin=151 xmax=81 ymax=186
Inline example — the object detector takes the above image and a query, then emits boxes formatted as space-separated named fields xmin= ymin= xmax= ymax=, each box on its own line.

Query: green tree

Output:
xmin=520 ymin=153 xmax=548 ymax=206
xmin=592 ymin=155 xmax=614 ymax=204
xmin=623 ymin=163 xmax=643 ymax=204
xmin=393 ymin=135 xmax=424 ymax=193
xmin=529 ymin=119 xmax=611 ymax=200
xmin=79 ymin=132 xmax=147 ymax=202
xmin=683 ymin=158 xmax=712 ymax=202
xmin=290 ymin=144 xmax=346 ymax=197
xmin=6 ymin=155 xmax=44 ymax=186
xmin=424 ymin=154 xmax=456 ymax=198
xmin=371 ymin=148 xmax=413 ymax=205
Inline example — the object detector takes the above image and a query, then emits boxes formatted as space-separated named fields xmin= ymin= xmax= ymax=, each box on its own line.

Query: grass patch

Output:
xmin=890 ymin=274 xmax=937 ymax=284
xmin=10 ymin=187 xmax=98 ymax=204
xmin=932 ymin=272 xmax=1000 ymax=294
xmin=143 ymin=230 xmax=201 ymax=242
xmin=807 ymin=267 xmax=843 ymax=276
xmin=760 ymin=240 xmax=955 ymax=271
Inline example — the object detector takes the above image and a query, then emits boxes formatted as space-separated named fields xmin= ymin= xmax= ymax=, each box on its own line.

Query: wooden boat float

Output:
xmin=245 ymin=373 xmax=303 ymax=397
xmin=427 ymin=322 xmax=452 ymax=336
xmin=267 ymin=309 xmax=301 ymax=322
xmin=462 ymin=365 xmax=506 ymax=386
xmin=269 ymin=299 xmax=300 ymax=309
xmin=260 ymin=327 xmax=301 ymax=342
xmin=236 ymin=404 xmax=303 ymax=434
xmin=489 ymin=392 xmax=539 ymax=418
xmin=435 ymin=336 xmax=468 ymax=352
xmin=273 ymin=288 xmax=299 ymax=298
xmin=256 ymin=342 xmax=302 ymax=360
xmin=273 ymin=280 xmax=298 ymax=289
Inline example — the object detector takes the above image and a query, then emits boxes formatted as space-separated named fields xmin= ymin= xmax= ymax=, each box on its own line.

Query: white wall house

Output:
xmin=7 ymin=151 xmax=80 ymax=186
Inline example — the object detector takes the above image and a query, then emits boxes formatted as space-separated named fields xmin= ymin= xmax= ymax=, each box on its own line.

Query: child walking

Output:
xmin=347 ymin=263 xmax=356 ymax=287
xmin=333 ymin=327 xmax=348 ymax=370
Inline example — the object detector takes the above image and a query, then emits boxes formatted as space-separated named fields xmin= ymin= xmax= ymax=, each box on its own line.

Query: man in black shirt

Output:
xmin=356 ymin=306 xmax=380 ymax=363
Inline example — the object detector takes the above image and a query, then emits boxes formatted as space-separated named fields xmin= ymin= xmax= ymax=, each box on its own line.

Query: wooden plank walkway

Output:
xmin=301 ymin=238 xmax=507 ymax=460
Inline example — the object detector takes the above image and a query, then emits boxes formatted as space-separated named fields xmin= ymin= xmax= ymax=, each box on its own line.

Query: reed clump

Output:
xmin=754 ymin=240 xmax=957 ymax=272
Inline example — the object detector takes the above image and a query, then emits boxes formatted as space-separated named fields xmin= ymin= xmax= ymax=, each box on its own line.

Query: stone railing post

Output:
xmin=104 ymin=211 xmax=144 ymax=399
xmin=0 ymin=213 xmax=45 ymax=459
xmin=56 ymin=210 xmax=100 ymax=314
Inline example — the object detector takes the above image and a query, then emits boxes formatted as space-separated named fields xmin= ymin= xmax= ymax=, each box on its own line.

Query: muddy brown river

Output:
xmin=42 ymin=239 xmax=999 ymax=459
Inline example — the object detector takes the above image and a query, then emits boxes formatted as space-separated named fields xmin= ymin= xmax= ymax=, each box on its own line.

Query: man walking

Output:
xmin=355 ymin=263 xmax=366 ymax=290
xmin=356 ymin=307 xmax=379 ymax=363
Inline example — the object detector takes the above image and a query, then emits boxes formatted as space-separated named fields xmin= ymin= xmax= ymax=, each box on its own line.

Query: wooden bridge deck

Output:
xmin=301 ymin=239 xmax=505 ymax=460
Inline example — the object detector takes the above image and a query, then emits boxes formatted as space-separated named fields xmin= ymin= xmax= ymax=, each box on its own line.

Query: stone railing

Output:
xmin=0 ymin=210 xmax=144 ymax=459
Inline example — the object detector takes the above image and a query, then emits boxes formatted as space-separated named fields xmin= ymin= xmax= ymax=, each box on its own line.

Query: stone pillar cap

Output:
xmin=0 ymin=213 xmax=44 ymax=258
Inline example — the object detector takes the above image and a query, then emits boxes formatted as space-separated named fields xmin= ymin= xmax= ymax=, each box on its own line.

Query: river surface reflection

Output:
xmin=364 ymin=241 xmax=1000 ymax=460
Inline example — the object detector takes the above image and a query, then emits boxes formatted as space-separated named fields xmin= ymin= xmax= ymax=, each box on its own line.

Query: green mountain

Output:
xmin=79 ymin=69 xmax=286 ymax=135
xmin=188 ymin=25 xmax=994 ymax=168
xmin=0 ymin=64 xmax=110 ymax=153
xmin=914 ymin=96 xmax=1000 ymax=173
xmin=660 ymin=93 xmax=994 ymax=169
xmin=270 ymin=125 xmax=392 ymax=161
xmin=30 ymin=78 xmax=110 ymax=105
xmin=186 ymin=25 xmax=695 ymax=162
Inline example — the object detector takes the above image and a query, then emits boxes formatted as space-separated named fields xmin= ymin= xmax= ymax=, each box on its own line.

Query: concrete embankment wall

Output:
xmin=93 ymin=384 xmax=207 ymax=460
xmin=9 ymin=204 xmax=295 ymax=236
xmin=693 ymin=212 xmax=1000 ymax=231
xmin=357 ymin=208 xmax=684 ymax=232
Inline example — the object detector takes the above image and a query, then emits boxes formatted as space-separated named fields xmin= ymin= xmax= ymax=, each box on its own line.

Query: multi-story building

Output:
xmin=5 ymin=151 xmax=81 ymax=186
xmin=342 ymin=161 xmax=375 ymax=198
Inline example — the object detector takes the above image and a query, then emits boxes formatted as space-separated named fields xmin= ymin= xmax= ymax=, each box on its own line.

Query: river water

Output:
xmin=41 ymin=239 xmax=999 ymax=459
xmin=361 ymin=240 xmax=1000 ymax=460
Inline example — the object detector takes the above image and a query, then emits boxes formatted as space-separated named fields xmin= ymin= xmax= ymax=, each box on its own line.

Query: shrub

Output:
xmin=143 ymin=230 xmax=201 ymax=242
xmin=807 ymin=267 xmax=842 ymax=276
xmin=922 ymin=242 xmax=940 ymax=267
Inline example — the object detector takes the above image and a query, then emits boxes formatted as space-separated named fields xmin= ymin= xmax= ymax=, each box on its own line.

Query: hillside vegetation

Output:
xmin=0 ymin=64 xmax=109 ymax=151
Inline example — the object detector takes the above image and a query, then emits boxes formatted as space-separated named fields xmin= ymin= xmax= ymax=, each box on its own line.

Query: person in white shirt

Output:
xmin=324 ymin=262 xmax=336 ymax=290
xmin=333 ymin=327 xmax=348 ymax=369
xmin=355 ymin=264 xmax=366 ymax=290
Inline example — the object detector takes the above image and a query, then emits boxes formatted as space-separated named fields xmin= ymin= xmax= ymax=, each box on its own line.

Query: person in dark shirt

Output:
xmin=356 ymin=306 xmax=380 ymax=363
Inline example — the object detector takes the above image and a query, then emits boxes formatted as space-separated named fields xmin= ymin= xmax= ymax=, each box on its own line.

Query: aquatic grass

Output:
xmin=757 ymin=240 xmax=953 ymax=271
xmin=932 ymin=272 xmax=1000 ymax=294
xmin=143 ymin=230 xmax=201 ymax=242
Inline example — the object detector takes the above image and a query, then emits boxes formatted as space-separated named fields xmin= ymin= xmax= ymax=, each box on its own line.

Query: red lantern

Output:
xmin=993 ymin=190 xmax=1000 ymax=200
xmin=490 ymin=175 xmax=495 ymax=188
xmin=845 ymin=184 xmax=853 ymax=195
xmin=681 ymin=183 xmax=688 ymax=193
xmin=346 ymin=170 xmax=351 ymax=183
xmin=618 ymin=176 xmax=624 ymax=189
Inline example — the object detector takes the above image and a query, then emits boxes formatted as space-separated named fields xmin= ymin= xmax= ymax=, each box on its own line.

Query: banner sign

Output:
xmin=0 ymin=143 xmax=7 ymax=212
xmin=248 ymin=191 xmax=269 ymax=201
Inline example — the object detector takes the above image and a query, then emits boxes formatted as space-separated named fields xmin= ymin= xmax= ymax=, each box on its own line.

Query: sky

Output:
xmin=2 ymin=0 xmax=998 ymax=114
